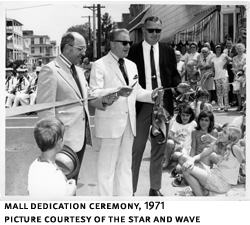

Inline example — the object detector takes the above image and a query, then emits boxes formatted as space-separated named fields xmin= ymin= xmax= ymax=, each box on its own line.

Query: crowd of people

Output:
xmin=5 ymin=59 xmax=44 ymax=111
xmin=6 ymin=16 xmax=246 ymax=197
xmin=174 ymin=38 xmax=246 ymax=112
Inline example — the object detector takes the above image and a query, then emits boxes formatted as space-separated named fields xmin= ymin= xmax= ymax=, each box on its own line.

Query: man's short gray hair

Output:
xmin=109 ymin=29 xmax=129 ymax=41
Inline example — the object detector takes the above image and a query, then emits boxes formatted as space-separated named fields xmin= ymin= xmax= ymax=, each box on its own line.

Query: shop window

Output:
xmin=223 ymin=13 xmax=234 ymax=40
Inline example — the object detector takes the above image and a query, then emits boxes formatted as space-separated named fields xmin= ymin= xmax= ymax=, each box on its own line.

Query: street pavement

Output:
xmin=5 ymin=104 xmax=245 ymax=197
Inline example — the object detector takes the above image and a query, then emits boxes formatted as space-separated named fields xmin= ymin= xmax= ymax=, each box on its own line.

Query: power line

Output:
xmin=6 ymin=4 xmax=53 ymax=11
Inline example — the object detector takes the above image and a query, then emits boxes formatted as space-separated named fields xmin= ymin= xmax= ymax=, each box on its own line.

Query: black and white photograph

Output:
xmin=1 ymin=1 xmax=249 ymax=223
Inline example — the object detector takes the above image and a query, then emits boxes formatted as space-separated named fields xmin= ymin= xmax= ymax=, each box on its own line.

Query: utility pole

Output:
xmin=93 ymin=4 xmax=97 ymax=60
xmin=82 ymin=15 xmax=92 ymax=46
xmin=83 ymin=4 xmax=105 ymax=60
xmin=97 ymin=4 xmax=102 ymax=58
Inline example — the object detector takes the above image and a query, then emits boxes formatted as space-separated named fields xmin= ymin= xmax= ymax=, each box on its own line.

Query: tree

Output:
xmin=67 ymin=24 xmax=93 ymax=60
xmin=67 ymin=24 xmax=89 ymax=44
xmin=101 ymin=12 xmax=113 ymax=54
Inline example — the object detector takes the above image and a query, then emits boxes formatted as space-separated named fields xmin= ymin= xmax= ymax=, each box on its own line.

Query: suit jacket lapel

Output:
xmin=107 ymin=52 xmax=127 ymax=85
xmin=55 ymin=57 xmax=82 ymax=99
xmin=138 ymin=42 xmax=146 ymax=88
xmin=159 ymin=42 xmax=164 ymax=66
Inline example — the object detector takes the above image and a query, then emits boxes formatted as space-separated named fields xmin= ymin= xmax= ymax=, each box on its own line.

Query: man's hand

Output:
xmin=176 ymin=83 xmax=190 ymax=94
xmin=102 ymin=93 xmax=119 ymax=106
xmin=66 ymin=179 xmax=77 ymax=196
xmin=151 ymin=86 xmax=163 ymax=101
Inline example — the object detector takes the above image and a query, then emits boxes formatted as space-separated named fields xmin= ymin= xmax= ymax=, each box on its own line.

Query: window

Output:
xmin=223 ymin=13 xmax=234 ymax=40
xmin=31 ymin=38 xmax=34 ymax=44
xmin=40 ymin=47 xmax=43 ymax=53
xmin=31 ymin=47 xmax=35 ymax=54
xmin=40 ymin=38 xmax=43 ymax=44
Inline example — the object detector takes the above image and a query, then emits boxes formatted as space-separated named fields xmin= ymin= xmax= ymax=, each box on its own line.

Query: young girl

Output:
xmin=190 ymin=111 xmax=218 ymax=169
xmin=186 ymin=60 xmax=201 ymax=90
xmin=189 ymin=88 xmax=213 ymax=119
xmin=179 ymin=124 xmax=245 ymax=196
xmin=163 ymin=103 xmax=197 ymax=185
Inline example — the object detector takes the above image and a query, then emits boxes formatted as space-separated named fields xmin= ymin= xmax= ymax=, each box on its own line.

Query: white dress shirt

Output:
xmin=142 ymin=40 xmax=162 ymax=90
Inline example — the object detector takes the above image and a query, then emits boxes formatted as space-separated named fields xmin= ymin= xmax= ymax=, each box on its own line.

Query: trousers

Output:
xmin=132 ymin=103 xmax=169 ymax=193
xmin=97 ymin=116 xmax=134 ymax=196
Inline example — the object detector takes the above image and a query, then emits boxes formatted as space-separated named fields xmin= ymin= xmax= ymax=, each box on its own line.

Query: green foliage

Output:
xmin=101 ymin=12 xmax=113 ymax=54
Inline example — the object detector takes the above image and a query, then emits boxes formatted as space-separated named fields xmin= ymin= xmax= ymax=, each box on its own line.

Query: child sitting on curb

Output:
xmin=163 ymin=103 xmax=197 ymax=187
xmin=172 ymin=123 xmax=245 ymax=196
xmin=28 ymin=117 xmax=77 ymax=197
xmin=189 ymin=88 xmax=213 ymax=120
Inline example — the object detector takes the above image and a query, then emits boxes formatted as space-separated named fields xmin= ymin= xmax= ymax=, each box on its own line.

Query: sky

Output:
xmin=2 ymin=1 xmax=132 ymax=45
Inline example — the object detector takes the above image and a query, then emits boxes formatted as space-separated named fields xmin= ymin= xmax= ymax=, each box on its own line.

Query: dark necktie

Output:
xmin=203 ymin=58 xmax=206 ymax=62
xmin=118 ymin=58 xmax=129 ymax=85
xmin=150 ymin=46 xmax=158 ymax=89
xmin=71 ymin=64 xmax=83 ymax=97
xmin=71 ymin=65 xmax=92 ymax=146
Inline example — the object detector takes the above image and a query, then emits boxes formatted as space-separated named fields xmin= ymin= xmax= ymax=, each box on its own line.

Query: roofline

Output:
xmin=6 ymin=18 xmax=23 ymax=26
xmin=23 ymin=35 xmax=50 ymax=38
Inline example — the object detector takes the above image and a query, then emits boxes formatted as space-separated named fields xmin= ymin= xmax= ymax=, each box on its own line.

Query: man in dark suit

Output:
xmin=127 ymin=16 xmax=182 ymax=196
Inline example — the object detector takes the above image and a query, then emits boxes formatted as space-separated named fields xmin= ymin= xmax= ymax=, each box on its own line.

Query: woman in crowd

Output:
xmin=232 ymin=43 xmax=246 ymax=111
xmin=175 ymin=50 xmax=186 ymax=82
xmin=196 ymin=47 xmax=215 ymax=102
xmin=211 ymin=44 xmax=231 ymax=111
xmin=185 ymin=42 xmax=200 ymax=66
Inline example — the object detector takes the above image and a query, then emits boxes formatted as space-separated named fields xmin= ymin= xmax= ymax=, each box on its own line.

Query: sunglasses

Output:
xmin=146 ymin=29 xmax=162 ymax=33
xmin=113 ymin=40 xmax=133 ymax=46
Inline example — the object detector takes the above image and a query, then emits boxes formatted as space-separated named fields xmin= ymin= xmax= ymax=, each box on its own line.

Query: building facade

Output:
xmin=6 ymin=18 xmax=58 ymax=67
xmin=127 ymin=4 xmax=246 ymax=47
xmin=6 ymin=18 xmax=24 ymax=61
xmin=23 ymin=33 xmax=58 ymax=66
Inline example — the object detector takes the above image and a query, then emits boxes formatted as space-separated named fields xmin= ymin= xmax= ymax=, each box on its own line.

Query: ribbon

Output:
xmin=151 ymin=91 xmax=172 ymax=144
xmin=5 ymin=96 xmax=98 ymax=118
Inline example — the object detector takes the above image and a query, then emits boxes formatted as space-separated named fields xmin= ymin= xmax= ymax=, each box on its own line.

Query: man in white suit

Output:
xmin=90 ymin=28 xmax=161 ymax=196
xmin=37 ymin=32 xmax=116 ymax=183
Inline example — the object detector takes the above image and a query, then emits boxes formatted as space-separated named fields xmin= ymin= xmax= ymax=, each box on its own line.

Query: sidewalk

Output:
xmin=5 ymin=105 xmax=245 ymax=197
xmin=76 ymin=105 xmax=246 ymax=197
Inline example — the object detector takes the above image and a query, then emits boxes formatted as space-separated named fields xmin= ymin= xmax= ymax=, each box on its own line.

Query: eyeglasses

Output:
xmin=69 ymin=44 xmax=86 ymax=52
xmin=113 ymin=40 xmax=133 ymax=46
xmin=146 ymin=29 xmax=162 ymax=34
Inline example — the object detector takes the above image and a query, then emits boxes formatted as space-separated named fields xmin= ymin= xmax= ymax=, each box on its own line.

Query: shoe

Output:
xmin=236 ymin=106 xmax=243 ymax=111
xmin=230 ymin=101 xmax=238 ymax=107
xmin=217 ymin=107 xmax=224 ymax=111
xmin=170 ymin=167 xmax=178 ymax=177
xmin=172 ymin=175 xmax=183 ymax=187
xmin=224 ymin=108 xmax=228 ymax=112
xmin=149 ymin=189 xmax=164 ymax=196
xmin=211 ymin=101 xmax=216 ymax=105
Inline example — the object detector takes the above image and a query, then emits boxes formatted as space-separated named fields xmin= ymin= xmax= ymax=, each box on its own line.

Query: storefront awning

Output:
xmin=174 ymin=7 xmax=218 ymax=34
xmin=127 ymin=8 xmax=149 ymax=31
